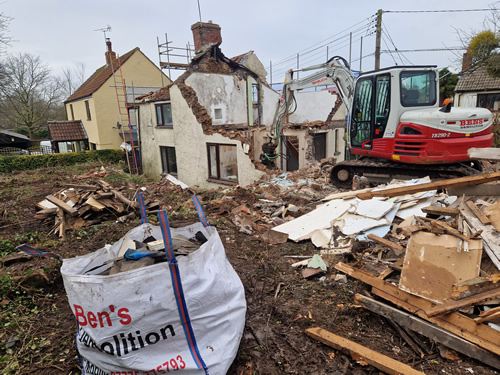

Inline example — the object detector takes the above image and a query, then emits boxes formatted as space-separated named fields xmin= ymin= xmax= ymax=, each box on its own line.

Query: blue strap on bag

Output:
xmin=157 ymin=210 xmax=209 ymax=374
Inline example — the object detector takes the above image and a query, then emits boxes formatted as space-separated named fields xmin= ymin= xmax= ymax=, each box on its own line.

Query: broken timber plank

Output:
xmin=466 ymin=201 xmax=492 ymax=225
xmin=335 ymin=262 xmax=500 ymax=356
xmin=355 ymin=294 xmax=500 ymax=369
xmin=357 ymin=171 xmax=500 ymax=200
xmin=460 ymin=204 xmax=500 ymax=270
xmin=452 ymin=276 xmax=500 ymax=300
xmin=425 ymin=288 xmax=500 ymax=318
xmin=367 ymin=234 xmax=405 ymax=253
xmin=64 ymin=183 xmax=98 ymax=191
xmin=46 ymin=195 xmax=78 ymax=216
xmin=431 ymin=220 xmax=471 ymax=242
xmin=421 ymin=206 xmax=460 ymax=217
xmin=468 ymin=147 xmax=500 ymax=161
xmin=305 ymin=327 xmax=425 ymax=375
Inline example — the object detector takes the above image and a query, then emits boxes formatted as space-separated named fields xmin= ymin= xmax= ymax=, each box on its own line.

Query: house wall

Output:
xmin=454 ymin=92 xmax=477 ymax=108
xmin=289 ymin=90 xmax=336 ymax=123
xmin=261 ymin=85 xmax=278 ymax=126
xmin=186 ymin=73 xmax=249 ymax=125
xmin=67 ymin=51 xmax=168 ymax=150
xmin=142 ymin=85 xmax=265 ymax=189
xmin=139 ymin=101 xmax=176 ymax=176
xmin=66 ymin=98 xmax=98 ymax=146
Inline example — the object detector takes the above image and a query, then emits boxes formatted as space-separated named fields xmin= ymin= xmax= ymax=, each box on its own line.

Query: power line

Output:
xmin=384 ymin=8 xmax=498 ymax=13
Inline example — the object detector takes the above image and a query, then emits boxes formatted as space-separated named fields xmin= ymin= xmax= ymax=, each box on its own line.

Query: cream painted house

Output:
xmin=64 ymin=39 xmax=169 ymax=150
xmin=138 ymin=22 xmax=346 ymax=189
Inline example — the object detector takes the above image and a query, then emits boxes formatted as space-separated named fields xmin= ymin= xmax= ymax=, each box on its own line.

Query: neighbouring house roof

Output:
xmin=64 ymin=48 xmax=139 ymax=103
xmin=455 ymin=60 xmax=500 ymax=92
xmin=0 ymin=129 xmax=30 ymax=146
xmin=48 ymin=121 xmax=88 ymax=141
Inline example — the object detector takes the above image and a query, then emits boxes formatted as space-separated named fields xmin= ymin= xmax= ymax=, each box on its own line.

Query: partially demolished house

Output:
xmin=138 ymin=21 xmax=347 ymax=188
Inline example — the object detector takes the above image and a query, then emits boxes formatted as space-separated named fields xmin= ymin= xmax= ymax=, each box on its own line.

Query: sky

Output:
xmin=2 ymin=0 xmax=499 ymax=86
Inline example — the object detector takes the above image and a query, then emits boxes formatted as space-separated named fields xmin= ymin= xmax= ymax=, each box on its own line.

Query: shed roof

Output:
xmin=65 ymin=48 xmax=139 ymax=103
xmin=48 ymin=121 xmax=88 ymax=141
xmin=455 ymin=60 xmax=500 ymax=92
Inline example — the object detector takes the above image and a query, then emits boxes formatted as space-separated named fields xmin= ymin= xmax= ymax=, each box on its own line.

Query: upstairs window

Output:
xmin=156 ymin=103 xmax=173 ymax=127
xmin=85 ymin=100 xmax=91 ymax=120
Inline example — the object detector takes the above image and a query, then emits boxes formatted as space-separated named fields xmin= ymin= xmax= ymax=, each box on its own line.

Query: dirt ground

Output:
xmin=0 ymin=162 xmax=498 ymax=375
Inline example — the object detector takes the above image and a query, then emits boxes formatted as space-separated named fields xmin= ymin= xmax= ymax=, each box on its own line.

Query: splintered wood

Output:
xmin=36 ymin=181 xmax=152 ymax=237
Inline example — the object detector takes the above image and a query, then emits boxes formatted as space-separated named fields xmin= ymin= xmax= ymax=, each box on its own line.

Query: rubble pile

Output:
xmin=270 ymin=170 xmax=500 ymax=370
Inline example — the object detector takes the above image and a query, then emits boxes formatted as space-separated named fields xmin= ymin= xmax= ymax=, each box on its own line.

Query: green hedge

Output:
xmin=0 ymin=149 xmax=126 ymax=173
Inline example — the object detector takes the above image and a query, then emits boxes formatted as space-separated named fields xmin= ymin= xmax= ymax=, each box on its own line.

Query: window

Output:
xmin=207 ymin=143 xmax=238 ymax=182
xmin=90 ymin=143 xmax=97 ymax=150
xmin=85 ymin=100 xmax=91 ymax=120
xmin=477 ymin=93 xmax=500 ymax=111
xmin=156 ymin=103 xmax=173 ymax=127
xmin=351 ymin=77 xmax=373 ymax=147
xmin=214 ymin=108 xmax=222 ymax=120
xmin=160 ymin=146 xmax=177 ymax=175
xmin=400 ymin=70 xmax=437 ymax=107
xmin=69 ymin=104 xmax=75 ymax=121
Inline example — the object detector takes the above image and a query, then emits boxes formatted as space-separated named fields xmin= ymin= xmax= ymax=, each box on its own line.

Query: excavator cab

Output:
xmin=349 ymin=67 xmax=437 ymax=153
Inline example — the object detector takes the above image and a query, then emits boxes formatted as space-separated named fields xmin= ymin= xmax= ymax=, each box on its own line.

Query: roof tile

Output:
xmin=65 ymin=48 xmax=139 ymax=103
xmin=48 ymin=121 xmax=88 ymax=141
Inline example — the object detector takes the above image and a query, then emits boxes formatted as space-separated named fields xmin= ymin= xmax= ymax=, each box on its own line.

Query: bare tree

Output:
xmin=57 ymin=62 xmax=86 ymax=99
xmin=0 ymin=12 xmax=12 ymax=54
xmin=0 ymin=53 xmax=64 ymax=138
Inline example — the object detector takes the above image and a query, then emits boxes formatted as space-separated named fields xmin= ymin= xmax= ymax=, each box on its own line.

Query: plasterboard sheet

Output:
xmin=396 ymin=196 xmax=433 ymax=220
xmin=272 ymin=199 xmax=352 ymax=242
xmin=355 ymin=199 xmax=395 ymax=220
xmin=339 ymin=214 xmax=389 ymax=235
xmin=356 ymin=203 xmax=401 ymax=241
xmin=165 ymin=174 xmax=189 ymax=189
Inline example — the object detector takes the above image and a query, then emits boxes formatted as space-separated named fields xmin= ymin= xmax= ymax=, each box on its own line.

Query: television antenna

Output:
xmin=94 ymin=25 xmax=112 ymax=42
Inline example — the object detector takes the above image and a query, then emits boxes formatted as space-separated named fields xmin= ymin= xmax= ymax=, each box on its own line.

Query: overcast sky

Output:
xmin=2 ymin=0 xmax=499 ymax=85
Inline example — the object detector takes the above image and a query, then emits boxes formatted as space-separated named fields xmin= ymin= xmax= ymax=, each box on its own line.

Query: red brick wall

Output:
xmin=191 ymin=22 xmax=222 ymax=52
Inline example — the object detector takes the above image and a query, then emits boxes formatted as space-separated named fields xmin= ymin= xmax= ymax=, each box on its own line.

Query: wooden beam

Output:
xmin=356 ymin=171 xmax=500 ymax=200
xmin=335 ymin=262 xmax=500 ymax=356
xmin=425 ymin=288 xmax=500 ymax=318
xmin=305 ymin=327 xmax=425 ymax=375
xmin=460 ymin=204 xmax=500 ymax=270
xmin=430 ymin=220 xmax=471 ymax=242
xmin=355 ymin=294 xmax=500 ymax=369
xmin=367 ymin=234 xmax=405 ymax=253
xmin=45 ymin=195 xmax=79 ymax=216
xmin=466 ymin=201 xmax=492 ymax=226
xmin=452 ymin=276 xmax=500 ymax=300
xmin=468 ymin=147 xmax=500 ymax=161
xmin=421 ymin=206 xmax=460 ymax=217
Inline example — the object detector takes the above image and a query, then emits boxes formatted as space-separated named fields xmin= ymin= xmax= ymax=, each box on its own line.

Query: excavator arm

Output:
xmin=261 ymin=56 xmax=355 ymax=166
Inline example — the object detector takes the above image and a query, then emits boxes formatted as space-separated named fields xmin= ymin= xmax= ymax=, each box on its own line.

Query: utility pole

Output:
xmin=375 ymin=9 xmax=382 ymax=70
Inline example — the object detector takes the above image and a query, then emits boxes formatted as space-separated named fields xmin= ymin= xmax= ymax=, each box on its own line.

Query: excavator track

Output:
xmin=329 ymin=158 xmax=481 ymax=189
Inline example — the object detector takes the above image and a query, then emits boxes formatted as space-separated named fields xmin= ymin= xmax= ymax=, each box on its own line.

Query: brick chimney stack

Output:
xmin=462 ymin=49 xmax=472 ymax=71
xmin=191 ymin=20 xmax=222 ymax=53
xmin=105 ymin=38 xmax=117 ymax=64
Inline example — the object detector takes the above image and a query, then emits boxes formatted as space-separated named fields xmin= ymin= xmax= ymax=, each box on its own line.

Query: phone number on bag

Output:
xmin=111 ymin=355 xmax=186 ymax=375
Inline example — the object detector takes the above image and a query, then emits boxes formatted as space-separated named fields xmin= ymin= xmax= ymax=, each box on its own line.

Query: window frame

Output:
xmin=155 ymin=103 xmax=173 ymax=128
xmin=160 ymin=146 xmax=178 ymax=175
xmin=69 ymin=104 xmax=75 ymax=121
xmin=85 ymin=100 xmax=91 ymax=121
xmin=477 ymin=92 xmax=500 ymax=111
xmin=206 ymin=143 xmax=238 ymax=183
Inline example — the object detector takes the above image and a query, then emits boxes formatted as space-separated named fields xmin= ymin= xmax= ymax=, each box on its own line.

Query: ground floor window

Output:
xmin=207 ymin=143 xmax=238 ymax=182
xmin=477 ymin=93 xmax=500 ymax=111
xmin=90 ymin=143 xmax=97 ymax=150
xmin=160 ymin=146 xmax=177 ymax=175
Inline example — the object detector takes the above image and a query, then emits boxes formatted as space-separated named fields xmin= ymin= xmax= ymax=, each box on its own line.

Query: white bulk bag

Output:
xmin=61 ymin=221 xmax=246 ymax=375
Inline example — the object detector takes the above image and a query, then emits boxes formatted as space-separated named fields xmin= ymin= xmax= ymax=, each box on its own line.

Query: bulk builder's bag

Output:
xmin=61 ymin=207 xmax=246 ymax=375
